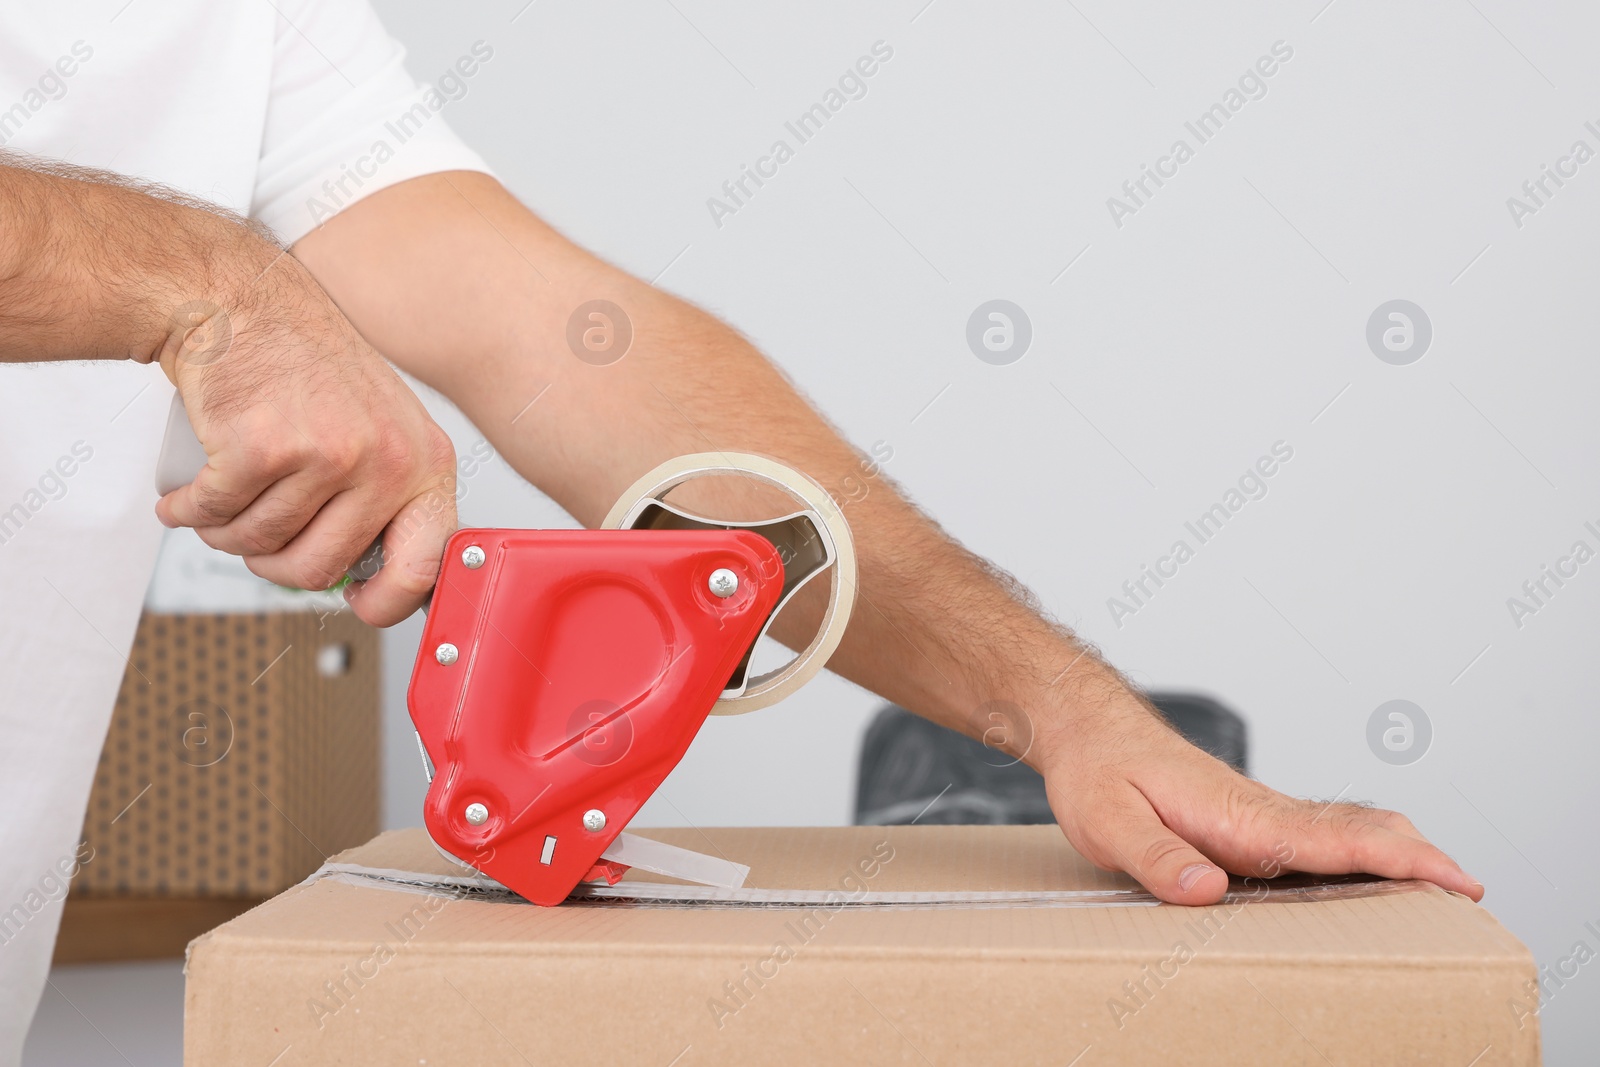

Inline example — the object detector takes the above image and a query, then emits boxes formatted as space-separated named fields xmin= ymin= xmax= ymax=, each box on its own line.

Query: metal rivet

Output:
xmin=582 ymin=809 xmax=606 ymax=832
xmin=708 ymin=568 xmax=739 ymax=598
xmin=462 ymin=545 xmax=486 ymax=569
xmin=435 ymin=643 xmax=459 ymax=666
xmin=465 ymin=802 xmax=488 ymax=826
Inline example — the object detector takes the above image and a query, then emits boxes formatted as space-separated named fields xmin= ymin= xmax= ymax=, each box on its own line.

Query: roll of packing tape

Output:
xmin=602 ymin=452 xmax=857 ymax=715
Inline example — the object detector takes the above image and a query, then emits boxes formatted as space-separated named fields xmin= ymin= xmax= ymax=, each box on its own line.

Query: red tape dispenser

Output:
xmin=407 ymin=454 xmax=856 ymax=905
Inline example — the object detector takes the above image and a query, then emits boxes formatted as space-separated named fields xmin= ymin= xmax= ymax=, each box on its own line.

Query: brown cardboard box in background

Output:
xmin=184 ymin=825 xmax=1540 ymax=1065
xmin=58 ymin=610 xmax=379 ymax=962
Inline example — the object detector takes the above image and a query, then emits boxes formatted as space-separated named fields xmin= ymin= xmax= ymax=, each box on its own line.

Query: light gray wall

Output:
xmin=372 ymin=1 xmax=1599 ymax=1058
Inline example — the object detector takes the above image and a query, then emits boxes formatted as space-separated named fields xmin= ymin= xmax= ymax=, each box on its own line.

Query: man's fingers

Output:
xmin=235 ymin=480 xmax=453 ymax=627
xmin=155 ymin=415 xmax=321 ymax=530
xmin=242 ymin=490 xmax=385 ymax=593
xmin=167 ymin=410 xmax=455 ymax=628
xmin=1133 ymin=749 xmax=1484 ymax=900
xmin=1289 ymin=804 xmax=1483 ymax=901
xmin=341 ymin=485 xmax=455 ymax=627
xmin=193 ymin=471 xmax=340 ymax=556
xmin=1059 ymin=783 xmax=1229 ymax=905
xmin=156 ymin=459 xmax=281 ymax=530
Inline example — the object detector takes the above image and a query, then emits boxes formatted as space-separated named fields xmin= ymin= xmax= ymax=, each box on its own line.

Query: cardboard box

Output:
xmin=75 ymin=610 xmax=379 ymax=899
xmin=185 ymin=825 xmax=1539 ymax=1065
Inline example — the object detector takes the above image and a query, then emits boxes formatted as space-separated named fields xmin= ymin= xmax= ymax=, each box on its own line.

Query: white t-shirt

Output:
xmin=0 ymin=2 xmax=490 ymax=1057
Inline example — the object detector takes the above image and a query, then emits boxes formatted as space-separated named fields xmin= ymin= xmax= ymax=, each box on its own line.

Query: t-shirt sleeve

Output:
xmin=250 ymin=0 xmax=495 ymax=245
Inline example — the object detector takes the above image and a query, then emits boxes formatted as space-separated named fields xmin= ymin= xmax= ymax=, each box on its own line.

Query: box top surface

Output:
xmin=198 ymin=826 xmax=1528 ymax=967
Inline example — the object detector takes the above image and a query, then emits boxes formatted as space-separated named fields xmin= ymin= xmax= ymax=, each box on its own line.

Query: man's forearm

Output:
xmin=0 ymin=154 xmax=274 ymax=365
xmin=292 ymin=171 xmax=1103 ymax=760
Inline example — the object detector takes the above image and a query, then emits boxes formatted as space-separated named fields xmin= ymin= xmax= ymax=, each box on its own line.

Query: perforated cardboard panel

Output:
xmin=75 ymin=611 xmax=379 ymax=897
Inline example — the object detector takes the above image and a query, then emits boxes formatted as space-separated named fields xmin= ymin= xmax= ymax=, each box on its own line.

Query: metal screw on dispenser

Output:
xmin=708 ymin=568 xmax=739 ymax=598
xmin=465 ymin=802 xmax=489 ymax=826
xmin=435 ymin=643 xmax=459 ymax=665
xmin=462 ymin=545 xmax=486 ymax=569
xmin=582 ymin=809 xmax=607 ymax=832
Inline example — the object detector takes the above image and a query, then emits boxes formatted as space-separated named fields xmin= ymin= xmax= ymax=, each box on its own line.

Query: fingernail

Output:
xmin=1178 ymin=864 xmax=1215 ymax=892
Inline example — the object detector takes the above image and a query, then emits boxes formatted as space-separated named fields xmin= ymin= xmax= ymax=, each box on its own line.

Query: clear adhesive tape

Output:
xmin=601 ymin=452 xmax=857 ymax=715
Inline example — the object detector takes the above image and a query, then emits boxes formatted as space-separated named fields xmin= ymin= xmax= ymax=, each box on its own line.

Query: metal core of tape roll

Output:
xmin=601 ymin=453 xmax=857 ymax=716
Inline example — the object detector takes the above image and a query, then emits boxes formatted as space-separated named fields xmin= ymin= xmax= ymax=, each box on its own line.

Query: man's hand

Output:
xmin=0 ymin=154 xmax=456 ymax=626
xmin=151 ymin=269 xmax=457 ymax=626
xmin=1032 ymin=679 xmax=1483 ymax=904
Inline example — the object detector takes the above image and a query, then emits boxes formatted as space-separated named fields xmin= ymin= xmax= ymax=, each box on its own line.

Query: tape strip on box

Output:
xmin=303 ymin=860 xmax=1431 ymax=911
